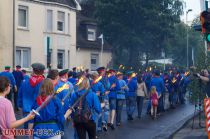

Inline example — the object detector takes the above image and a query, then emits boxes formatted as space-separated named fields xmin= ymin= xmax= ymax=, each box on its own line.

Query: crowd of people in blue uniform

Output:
xmin=0 ymin=63 xmax=192 ymax=139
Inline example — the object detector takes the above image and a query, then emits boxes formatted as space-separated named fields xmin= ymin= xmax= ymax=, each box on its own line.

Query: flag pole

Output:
xmin=99 ymin=34 xmax=104 ymax=66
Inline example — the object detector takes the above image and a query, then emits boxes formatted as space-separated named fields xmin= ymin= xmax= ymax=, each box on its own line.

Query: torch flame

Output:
xmin=76 ymin=77 xmax=84 ymax=86
xmin=94 ymin=76 xmax=102 ymax=84
xmin=56 ymin=84 xmax=70 ymax=94
xmin=119 ymin=64 xmax=123 ymax=69
xmin=172 ymin=78 xmax=177 ymax=84
xmin=184 ymin=71 xmax=190 ymax=76
xmin=149 ymin=67 xmax=152 ymax=71
xmin=132 ymin=73 xmax=137 ymax=78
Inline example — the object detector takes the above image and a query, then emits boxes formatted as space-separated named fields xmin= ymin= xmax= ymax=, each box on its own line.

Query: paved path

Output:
xmin=173 ymin=111 xmax=208 ymax=139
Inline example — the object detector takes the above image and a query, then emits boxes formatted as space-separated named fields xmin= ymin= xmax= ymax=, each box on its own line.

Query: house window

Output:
xmin=57 ymin=50 xmax=65 ymax=69
xmin=87 ymin=28 xmax=96 ymax=41
xmin=91 ymin=54 xmax=99 ymax=71
xmin=46 ymin=10 xmax=53 ymax=32
xmin=16 ymin=47 xmax=31 ymax=68
xmin=57 ymin=11 xmax=65 ymax=32
xmin=18 ymin=5 xmax=28 ymax=28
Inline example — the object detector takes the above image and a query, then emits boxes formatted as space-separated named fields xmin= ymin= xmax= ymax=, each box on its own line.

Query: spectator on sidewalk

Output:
xmin=0 ymin=76 xmax=35 ymax=139
xmin=196 ymin=69 xmax=210 ymax=97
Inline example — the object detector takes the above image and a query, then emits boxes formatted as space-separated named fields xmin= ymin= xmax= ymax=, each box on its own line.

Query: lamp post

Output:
xmin=186 ymin=9 xmax=192 ymax=69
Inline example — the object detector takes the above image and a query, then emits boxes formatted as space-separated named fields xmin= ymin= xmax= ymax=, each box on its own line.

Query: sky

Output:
xmin=181 ymin=0 xmax=203 ymax=23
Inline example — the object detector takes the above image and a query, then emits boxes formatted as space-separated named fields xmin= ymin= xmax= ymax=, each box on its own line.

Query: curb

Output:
xmin=152 ymin=111 xmax=199 ymax=139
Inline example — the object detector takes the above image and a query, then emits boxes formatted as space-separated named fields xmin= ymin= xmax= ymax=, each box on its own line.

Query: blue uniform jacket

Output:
xmin=100 ymin=76 xmax=110 ymax=91
xmin=68 ymin=77 xmax=77 ymax=86
xmin=126 ymin=78 xmax=137 ymax=97
xmin=69 ymin=89 xmax=101 ymax=123
xmin=117 ymin=79 xmax=128 ymax=99
xmin=18 ymin=79 xmax=42 ymax=113
xmin=150 ymin=77 xmax=165 ymax=96
xmin=108 ymin=75 xmax=120 ymax=99
xmin=23 ymin=74 xmax=30 ymax=81
xmin=31 ymin=96 xmax=65 ymax=139
xmin=91 ymin=81 xmax=105 ymax=99
xmin=0 ymin=71 xmax=16 ymax=87
xmin=56 ymin=80 xmax=74 ymax=112
xmin=12 ymin=70 xmax=23 ymax=88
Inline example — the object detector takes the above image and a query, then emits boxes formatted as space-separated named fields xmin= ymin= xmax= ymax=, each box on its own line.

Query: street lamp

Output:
xmin=186 ymin=9 xmax=192 ymax=69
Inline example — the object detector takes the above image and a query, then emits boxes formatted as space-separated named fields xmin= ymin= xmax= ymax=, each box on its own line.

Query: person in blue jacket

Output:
xmin=12 ymin=65 xmax=23 ymax=111
xmin=56 ymin=69 xmax=74 ymax=113
xmin=126 ymin=71 xmax=137 ymax=120
xmin=116 ymin=72 xmax=128 ymax=126
xmin=90 ymin=72 xmax=105 ymax=134
xmin=68 ymin=71 xmax=77 ymax=86
xmin=18 ymin=63 xmax=45 ymax=129
xmin=150 ymin=70 xmax=165 ymax=113
xmin=108 ymin=69 xmax=120 ymax=129
xmin=0 ymin=66 xmax=17 ymax=102
xmin=22 ymin=69 xmax=30 ymax=81
xmin=29 ymin=78 xmax=72 ymax=139
xmin=69 ymin=77 xmax=101 ymax=139
xmin=97 ymin=67 xmax=110 ymax=132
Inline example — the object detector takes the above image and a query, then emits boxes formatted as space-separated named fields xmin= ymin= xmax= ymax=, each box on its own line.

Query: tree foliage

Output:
xmin=94 ymin=0 xmax=183 ymax=69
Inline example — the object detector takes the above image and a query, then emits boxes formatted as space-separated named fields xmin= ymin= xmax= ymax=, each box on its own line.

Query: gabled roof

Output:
xmin=77 ymin=13 xmax=112 ymax=51
xmin=36 ymin=0 xmax=77 ymax=8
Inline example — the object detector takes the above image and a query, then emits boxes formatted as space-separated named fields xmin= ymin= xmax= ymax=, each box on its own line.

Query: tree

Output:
xmin=94 ymin=0 xmax=183 ymax=69
xmin=165 ymin=19 xmax=204 ymax=67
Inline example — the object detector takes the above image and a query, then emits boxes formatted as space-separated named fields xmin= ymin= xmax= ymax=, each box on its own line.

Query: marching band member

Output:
xmin=108 ymin=69 xmax=120 ymax=129
xmin=126 ymin=71 xmax=137 ymax=121
xmin=116 ymin=72 xmax=128 ymax=126
xmin=29 ymin=79 xmax=72 ymax=139
xmin=18 ymin=63 xmax=45 ymax=129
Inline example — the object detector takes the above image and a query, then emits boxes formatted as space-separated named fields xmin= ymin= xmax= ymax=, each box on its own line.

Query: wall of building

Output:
xmin=76 ymin=48 xmax=112 ymax=70
xmin=15 ymin=0 xmax=77 ymax=70
xmin=0 ymin=0 xmax=13 ymax=70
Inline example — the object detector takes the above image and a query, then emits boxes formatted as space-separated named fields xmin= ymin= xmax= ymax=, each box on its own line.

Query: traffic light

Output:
xmin=200 ymin=11 xmax=210 ymax=42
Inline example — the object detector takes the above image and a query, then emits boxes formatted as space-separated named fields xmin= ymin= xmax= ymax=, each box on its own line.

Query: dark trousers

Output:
xmin=126 ymin=96 xmax=136 ymax=116
xmin=74 ymin=120 xmax=96 ymax=139
xmin=136 ymin=96 xmax=144 ymax=117
xmin=14 ymin=90 xmax=18 ymax=109
xmin=158 ymin=94 xmax=164 ymax=112
xmin=116 ymin=99 xmax=124 ymax=124
xmin=6 ymin=87 xmax=13 ymax=102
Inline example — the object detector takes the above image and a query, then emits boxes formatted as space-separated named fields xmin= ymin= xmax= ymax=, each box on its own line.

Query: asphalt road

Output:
xmin=15 ymin=97 xmax=194 ymax=139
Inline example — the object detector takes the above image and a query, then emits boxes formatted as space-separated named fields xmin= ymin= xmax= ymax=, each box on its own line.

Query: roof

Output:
xmin=76 ymin=13 xmax=112 ymax=51
xmin=37 ymin=0 xmax=77 ymax=8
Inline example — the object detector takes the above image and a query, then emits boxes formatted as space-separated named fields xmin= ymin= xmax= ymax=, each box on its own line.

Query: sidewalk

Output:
xmin=173 ymin=111 xmax=208 ymax=139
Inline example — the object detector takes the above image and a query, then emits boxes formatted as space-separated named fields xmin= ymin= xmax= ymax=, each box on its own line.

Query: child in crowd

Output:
xmin=0 ymin=76 xmax=35 ymax=139
xmin=150 ymin=86 xmax=160 ymax=119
